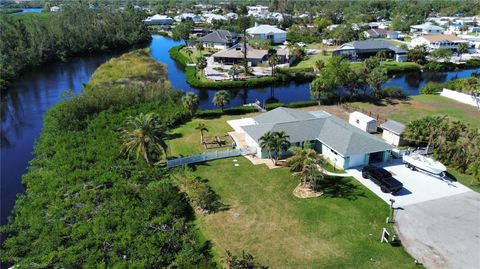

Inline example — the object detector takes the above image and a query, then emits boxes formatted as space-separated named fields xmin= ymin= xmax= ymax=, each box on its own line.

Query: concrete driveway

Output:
xmin=347 ymin=159 xmax=471 ymax=207
xmin=395 ymin=192 xmax=480 ymax=269
xmin=348 ymin=160 xmax=480 ymax=268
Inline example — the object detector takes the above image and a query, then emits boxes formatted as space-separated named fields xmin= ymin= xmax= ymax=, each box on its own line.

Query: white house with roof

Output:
xmin=411 ymin=34 xmax=470 ymax=51
xmin=227 ymin=107 xmax=393 ymax=169
xmin=380 ymin=120 xmax=406 ymax=146
xmin=246 ymin=24 xmax=287 ymax=44
xmin=174 ymin=13 xmax=203 ymax=23
xmin=203 ymin=13 xmax=227 ymax=24
xmin=410 ymin=22 xmax=445 ymax=36
xmin=143 ymin=14 xmax=174 ymax=25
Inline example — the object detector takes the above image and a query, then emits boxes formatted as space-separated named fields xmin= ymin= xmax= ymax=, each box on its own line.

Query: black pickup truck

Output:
xmin=362 ymin=165 xmax=403 ymax=193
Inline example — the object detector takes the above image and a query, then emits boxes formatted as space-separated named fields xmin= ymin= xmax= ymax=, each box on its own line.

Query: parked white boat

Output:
xmin=403 ymin=153 xmax=447 ymax=175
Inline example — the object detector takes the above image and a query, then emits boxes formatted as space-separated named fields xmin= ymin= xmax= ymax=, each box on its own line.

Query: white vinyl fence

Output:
xmin=440 ymin=88 xmax=480 ymax=108
xmin=167 ymin=147 xmax=256 ymax=168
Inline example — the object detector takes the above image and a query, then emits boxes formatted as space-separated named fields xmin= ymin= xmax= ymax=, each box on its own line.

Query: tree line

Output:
xmin=0 ymin=3 xmax=151 ymax=92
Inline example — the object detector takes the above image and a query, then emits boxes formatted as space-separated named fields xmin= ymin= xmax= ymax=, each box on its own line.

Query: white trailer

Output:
xmin=348 ymin=111 xmax=378 ymax=133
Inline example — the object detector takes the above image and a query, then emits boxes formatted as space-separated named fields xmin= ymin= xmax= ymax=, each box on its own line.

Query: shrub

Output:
xmin=464 ymin=59 xmax=480 ymax=69
xmin=424 ymin=61 xmax=457 ymax=72
xmin=380 ymin=86 xmax=408 ymax=99
xmin=288 ymin=100 xmax=318 ymax=108
xmin=265 ymin=103 xmax=286 ymax=110
xmin=420 ymin=82 xmax=443 ymax=95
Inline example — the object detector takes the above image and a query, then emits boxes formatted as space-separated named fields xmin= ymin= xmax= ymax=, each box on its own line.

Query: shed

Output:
xmin=348 ymin=111 xmax=378 ymax=133
xmin=380 ymin=120 xmax=406 ymax=146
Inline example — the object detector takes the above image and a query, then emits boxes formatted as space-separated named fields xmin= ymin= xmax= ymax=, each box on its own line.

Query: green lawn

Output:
xmin=349 ymin=95 xmax=480 ymax=129
xmin=189 ymin=158 xmax=416 ymax=268
xmin=180 ymin=47 xmax=217 ymax=64
xmin=295 ymin=53 xmax=331 ymax=68
xmin=167 ymin=113 xmax=258 ymax=157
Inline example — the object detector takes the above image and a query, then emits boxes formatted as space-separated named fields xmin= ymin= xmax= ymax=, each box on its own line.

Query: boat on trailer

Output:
xmin=403 ymin=153 xmax=447 ymax=175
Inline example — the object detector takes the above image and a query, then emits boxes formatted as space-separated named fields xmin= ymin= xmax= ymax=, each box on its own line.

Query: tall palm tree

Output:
xmin=376 ymin=50 xmax=388 ymax=61
xmin=259 ymin=131 xmax=277 ymax=164
xmin=268 ymin=52 xmax=279 ymax=77
xmin=274 ymin=131 xmax=291 ymax=163
xmin=120 ymin=113 xmax=167 ymax=165
xmin=195 ymin=122 xmax=208 ymax=144
xmin=314 ymin=59 xmax=325 ymax=73
xmin=458 ymin=42 xmax=468 ymax=54
xmin=182 ymin=92 xmax=199 ymax=117
xmin=212 ymin=90 xmax=230 ymax=112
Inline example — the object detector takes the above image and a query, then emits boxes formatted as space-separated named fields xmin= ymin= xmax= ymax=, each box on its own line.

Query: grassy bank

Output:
xmin=0 ymin=50 xmax=213 ymax=267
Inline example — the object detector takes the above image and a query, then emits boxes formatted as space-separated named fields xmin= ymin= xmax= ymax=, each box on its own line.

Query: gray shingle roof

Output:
xmin=338 ymin=40 xmax=406 ymax=54
xmin=198 ymin=30 xmax=238 ymax=44
xmin=380 ymin=120 xmax=405 ymax=135
xmin=243 ymin=107 xmax=393 ymax=156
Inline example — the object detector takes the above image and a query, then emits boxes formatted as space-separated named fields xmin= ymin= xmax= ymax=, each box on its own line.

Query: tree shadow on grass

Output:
xmin=318 ymin=176 xmax=366 ymax=200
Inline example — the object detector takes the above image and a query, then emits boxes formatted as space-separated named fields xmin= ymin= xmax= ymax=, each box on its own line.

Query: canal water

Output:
xmin=1 ymin=34 xmax=479 ymax=225
xmin=13 ymin=8 xmax=44 ymax=14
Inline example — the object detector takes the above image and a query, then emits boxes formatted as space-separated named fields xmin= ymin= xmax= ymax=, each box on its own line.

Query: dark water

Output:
xmin=13 ymin=8 xmax=44 ymax=14
xmin=0 ymin=54 xmax=119 ymax=226
xmin=1 ymin=34 xmax=478 ymax=226
xmin=150 ymin=35 xmax=480 ymax=109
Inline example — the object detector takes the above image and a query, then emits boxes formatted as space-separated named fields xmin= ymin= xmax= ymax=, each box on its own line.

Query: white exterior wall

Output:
xmin=349 ymin=113 xmax=377 ymax=133
xmin=203 ymin=42 xmax=228 ymax=49
xmin=382 ymin=130 xmax=401 ymax=146
xmin=441 ymin=88 xmax=480 ymax=108
xmin=321 ymin=144 xmax=345 ymax=168
xmin=250 ymin=33 xmax=286 ymax=44
xmin=348 ymin=154 xmax=367 ymax=168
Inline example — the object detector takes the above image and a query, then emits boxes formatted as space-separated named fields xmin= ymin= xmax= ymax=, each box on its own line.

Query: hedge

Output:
xmin=169 ymin=45 xmax=315 ymax=89
xmin=196 ymin=105 xmax=258 ymax=118
xmin=420 ymin=82 xmax=443 ymax=95
xmin=287 ymin=100 xmax=318 ymax=108
xmin=265 ymin=103 xmax=286 ymax=110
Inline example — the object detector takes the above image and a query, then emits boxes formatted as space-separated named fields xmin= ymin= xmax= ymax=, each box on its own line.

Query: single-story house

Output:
xmin=364 ymin=29 xmax=389 ymax=38
xmin=197 ymin=30 xmax=239 ymax=49
xmin=411 ymin=34 xmax=470 ymax=51
xmin=203 ymin=13 xmax=227 ymax=24
xmin=212 ymin=44 xmax=288 ymax=66
xmin=333 ymin=40 xmax=408 ymax=62
xmin=246 ymin=24 xmax=287 ymax=44
xmin=143 ymin=14 xmax=174 ymax=25
xmin=229 ymin=107 xmax=393 ymax=169
xmin=174 ymin=13 xmax=203 ymax=23
xmin=380 ymin=120 xmax=406 ymax=146
xmin=349 ymin=111 xmax=378 ymax=133
xmin=50 ymin=6 xmax=61 ymax=12
xmin=410 ymin=22 xmax=445 ymax=36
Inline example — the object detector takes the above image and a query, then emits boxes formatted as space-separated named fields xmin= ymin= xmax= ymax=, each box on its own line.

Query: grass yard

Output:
xmin=348 ymin=95 xmax=480 ymax=129
xmin=167 ymin=113 xmax=258 ymax=157
xmin=180 ymin=47 xmax=216 ymax=64
xmin=189 ymin=158 xmax=416 ymax=268
xmin=295 ymin=53 xmax=331 ymax=69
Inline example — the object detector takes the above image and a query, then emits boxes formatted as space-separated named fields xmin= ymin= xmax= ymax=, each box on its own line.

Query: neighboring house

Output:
xmin=212 ymin=44 xmax=288 ymax=66
xmin=143 ymin=14 xmax=174 ymax=25
xmin=174 ymin=13 xmax=203 ymax=23
xmin=50 ymin=6 xmax=60 ymax=12
xmin=411 ymin=34 xmax=470 ymax=51
xmin=197 ymin=30 xmax=239 ymax=49
xmin=333 ymin=40 xmax=408 ymax=62
xmin=229 ymin=107 xmax=393 ymax=169
xmin=203 ymin=13 xmax=227 ymax=24
xmin=225 ymin=12 xmax=238 ymax=20
xmin=247 ymin=5 xmax=269 ymax=16
xmin=348 ymin=112 xmax=378 ymax=133
xmin=246 ymin=24 xmax=287 ymax=44
xmin=380 ymin=120 xmax=406 ymax=147
xmin=410 ymin=22 xmax=445 ymax=36
xmin=364 ymin=29 xmax=389 ymax=38
xmin=368 ymin=21 xmax=391 ymax=29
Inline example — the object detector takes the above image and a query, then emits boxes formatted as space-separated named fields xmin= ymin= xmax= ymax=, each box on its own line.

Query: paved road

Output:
xmin=395 ymin=191 xmax=480 ymax=269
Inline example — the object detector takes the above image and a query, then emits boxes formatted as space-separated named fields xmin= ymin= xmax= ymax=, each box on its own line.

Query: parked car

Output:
xmin=362 ymin=165 xmax=403 ymax=193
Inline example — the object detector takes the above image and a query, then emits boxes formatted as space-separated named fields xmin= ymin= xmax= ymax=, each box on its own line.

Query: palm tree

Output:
xmin=259 ymin=131 xmax=277 ymax=164
xmin=286 ymin=147 xmax=319 ymax=172
xmin=228 ymin=64 xmax=241 ymax=80
xmin=212 ymin=90 xmax=230 ymax=112
xmin=259 ymin=131 xmax=290 ymax=165
xmin=376 ymin=50 xmax=388 ymax=61
xmin=314 ymin=59 xmax=325 ymax=73
xmin=195 ymin=122 xmax=208 ymax=145
xmin=274 ymin=131 xmax=291 ymax=164
xmin=120 ymin=113 xmax=168 ymax=165
xmin=268 ymin=51 xmax=279 ymax=77
xmin=458 ymin=42 xmax=468 ymax=54
xmin=196 ymin=56 xmax=207 ymax=70
xmin=293 ymin=157 xmax=324 ymax=190
xmin=182 ymin=92 xmax=199 ymax=117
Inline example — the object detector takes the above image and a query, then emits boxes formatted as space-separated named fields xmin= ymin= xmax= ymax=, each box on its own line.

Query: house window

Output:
xmin=356 ymin=119 xmax=360 ymax=124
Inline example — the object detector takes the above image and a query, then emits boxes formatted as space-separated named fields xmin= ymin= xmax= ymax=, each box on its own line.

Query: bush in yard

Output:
xmin=288 ymin=100 xmax=318 ymax=108
xmin=420 ymin=82 xmax=443 ymax=95
xmin=265 ymin=103 xmax=286 ymax=110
